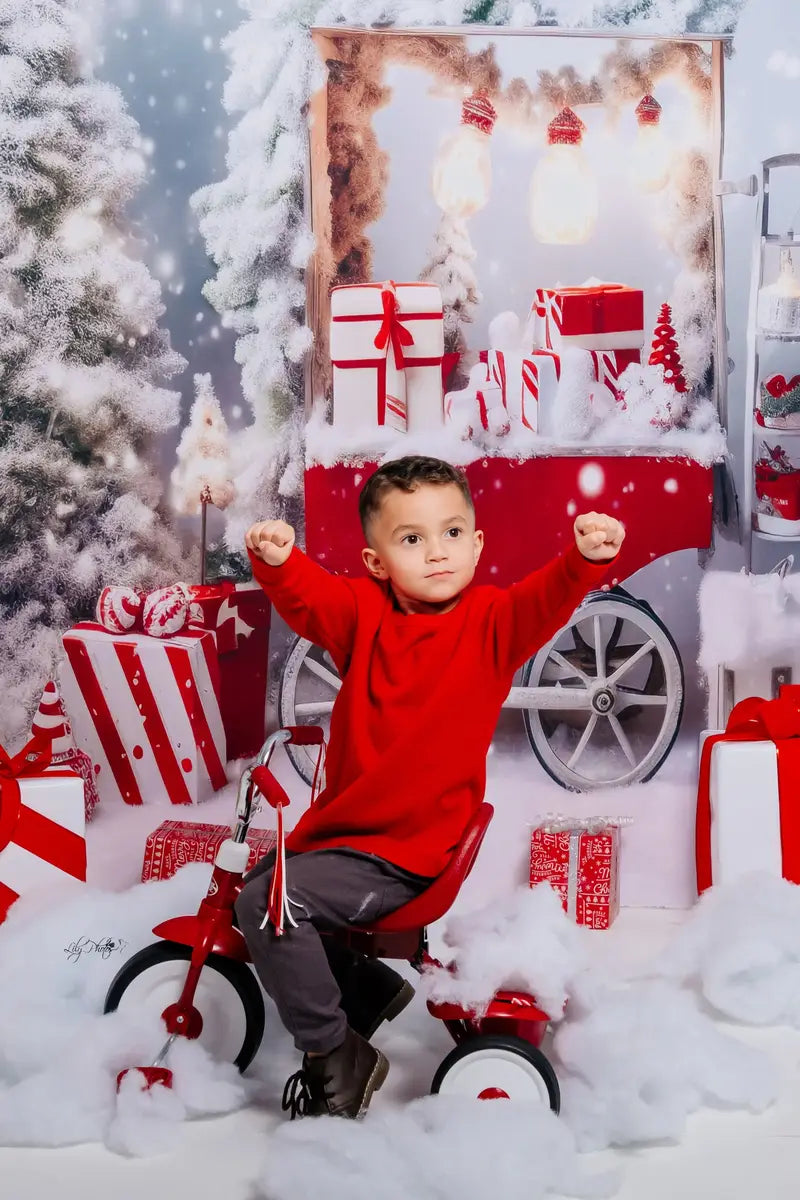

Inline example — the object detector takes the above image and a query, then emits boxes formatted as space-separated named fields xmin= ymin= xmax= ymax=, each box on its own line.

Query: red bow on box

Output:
xmin=696 ymin=687 xmax=800 ymax=893
xmin=0 ymin=736 xmax=52 ymax=853
xmin=373 ymin=282 xmax=415 ymax=369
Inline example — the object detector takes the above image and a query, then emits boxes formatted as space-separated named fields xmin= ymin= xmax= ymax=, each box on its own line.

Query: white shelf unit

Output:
xmin=742 ymin=154 xmax=800 ymax=566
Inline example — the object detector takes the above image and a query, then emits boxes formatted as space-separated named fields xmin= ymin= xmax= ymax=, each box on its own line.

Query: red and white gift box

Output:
xmin=481 ymin=348 xmax=562 ymax=433
xmin=142 ymin=820 xmax=277 ymax=883
xmin=60 ymin=622 xmax=227 ymax=807
xmin=188 ymin=581 xmax=270 ymax=761
xmin=586 ymin=348 xmax=641 ymax=399
xmin=330 ymin=280 xmax=445 ymax=434
xmin=530 ymin=817 xmax=621 ymax=929
xmin=0 ymin=739 xmax=87 ymax=923
xmin=696 ymin=687 xmax=800 ymax=893
xmin=530 ymin=284 xmax=645 ymax=354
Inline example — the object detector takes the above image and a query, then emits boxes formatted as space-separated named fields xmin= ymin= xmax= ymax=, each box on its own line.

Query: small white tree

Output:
xmin=171 ymin=374 xmax=235 ymax=583
xmin=421 ymin=213 xmax=481 ymax=363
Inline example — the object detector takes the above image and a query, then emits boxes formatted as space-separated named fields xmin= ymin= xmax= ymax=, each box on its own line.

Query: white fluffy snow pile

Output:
xmin=0 ymin=866 xmax=252 ymax=1156
xmin=698 ymin=567 xmax=800 ymax=675
xmin=655 ymin=873 xmax=800 ymax=1027
xmin=424 ymin=882 xmax=778 ymax=1153
xmin=1 ymin=862 xmax=797 ymax=1194
xmin=258 ymin=1095 xmax=617 ymax=1200
xmin=425 ymin=882 xmax=592 ymax=1020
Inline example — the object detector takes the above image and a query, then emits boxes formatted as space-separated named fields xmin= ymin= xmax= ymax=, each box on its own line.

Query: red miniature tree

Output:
xmin=648 ymin=303 xmax=689 ymax=394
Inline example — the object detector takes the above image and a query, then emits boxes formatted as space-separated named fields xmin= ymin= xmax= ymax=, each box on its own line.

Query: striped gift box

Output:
xmin=60 ymin=622 xmax=228 ymax=807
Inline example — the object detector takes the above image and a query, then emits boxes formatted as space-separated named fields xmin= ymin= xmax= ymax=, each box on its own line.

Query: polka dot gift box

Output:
xmin=60 ymin=619 xmax=227 ymax=807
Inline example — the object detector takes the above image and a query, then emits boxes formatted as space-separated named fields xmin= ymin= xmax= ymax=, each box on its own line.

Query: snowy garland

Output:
xmin=191 ymin=0 xmax=746 ymax=549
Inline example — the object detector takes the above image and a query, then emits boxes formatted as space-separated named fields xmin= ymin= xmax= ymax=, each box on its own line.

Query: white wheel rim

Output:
xmin=279 ymin=638 xmax=340 ymax=785
xmin=524 ymin=596 xmax=682 ymax=789
xmin=115 ymin=957 xmax=250 ymax=1065
xmin=437 ymin=1047 xmax=553 ymax=1104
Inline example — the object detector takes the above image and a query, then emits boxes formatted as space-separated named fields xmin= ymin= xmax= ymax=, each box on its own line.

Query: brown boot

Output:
xmin=282 ymin=1028 xmax=389 ymax=1120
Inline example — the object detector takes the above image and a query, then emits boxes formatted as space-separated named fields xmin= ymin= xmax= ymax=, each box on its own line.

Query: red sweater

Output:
xmin=250 ymin=545 xmax=610 ymax=878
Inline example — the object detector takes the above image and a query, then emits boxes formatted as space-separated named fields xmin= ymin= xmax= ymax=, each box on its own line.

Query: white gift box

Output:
xmin=330 ymin=281 xmax=444 ymax=434
xmin=706 ymin=740 xmax=784 ymax=884
xmin=0 ymin=764 xmax=86 ymax=923
xmin=61 ymin=622 xmax=227 ymax=808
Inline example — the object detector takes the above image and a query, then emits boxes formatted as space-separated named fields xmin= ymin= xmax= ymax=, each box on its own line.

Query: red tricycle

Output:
xmin=105 ymin=727 xmax=559 ymax=1109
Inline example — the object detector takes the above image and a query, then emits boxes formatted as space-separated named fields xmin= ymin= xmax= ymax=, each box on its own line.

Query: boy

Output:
xmin=236 ymin=455 xmax=624 ymax=1121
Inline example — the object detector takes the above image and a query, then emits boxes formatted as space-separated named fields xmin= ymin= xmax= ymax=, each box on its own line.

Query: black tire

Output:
xmin=431 ymin=1033 xmax=560 ymax=1112
xmin=104 ymin=940 xmax=266 ymax=1073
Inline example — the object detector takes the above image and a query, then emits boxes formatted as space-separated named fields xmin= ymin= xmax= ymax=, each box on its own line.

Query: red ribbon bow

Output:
xmin=373 ymin=282 xmax=414 ymax=369
xmin=696 ymin=688 xmax=800 ymax=893
xmin=0 ymin=736 xmax=53 ymax=855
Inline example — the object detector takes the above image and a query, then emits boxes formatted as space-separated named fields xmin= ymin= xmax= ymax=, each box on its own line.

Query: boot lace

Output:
xmin=281 ymin=1064 xmax=332 ymax=1120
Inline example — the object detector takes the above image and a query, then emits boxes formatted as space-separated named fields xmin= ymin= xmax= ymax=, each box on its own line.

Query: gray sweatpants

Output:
xmin=234 ymin=847 xmax=429 ymax=1054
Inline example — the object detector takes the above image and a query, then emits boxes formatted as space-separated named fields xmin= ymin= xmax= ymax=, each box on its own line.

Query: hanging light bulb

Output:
xmin=631 ymin=94 xmax=671 ymax=193
xmin=431 ymin=89 xmax=497 ymax=219
xmin=529 ymin=107 xmax=598 ymax=245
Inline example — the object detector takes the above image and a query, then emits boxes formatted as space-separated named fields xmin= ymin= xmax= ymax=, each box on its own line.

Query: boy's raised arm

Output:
xmin=489 ymin=513 xmax=624 ymax=675
xmin=246 ymin=520 xmax=357 ymax=670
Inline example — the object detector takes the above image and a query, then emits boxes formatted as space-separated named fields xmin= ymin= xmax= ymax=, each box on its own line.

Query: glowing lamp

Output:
xmin=631 ymin=94 xmax=671 ymax=193
xmin=431 ymin=89 xmax=497 ymax=219
xmin=529 ymin=107 xmax=598 ymax=245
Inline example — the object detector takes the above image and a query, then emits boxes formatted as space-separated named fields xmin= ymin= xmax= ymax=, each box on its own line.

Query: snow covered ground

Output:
xmin=2 ymin=891 xmax=800 ymax=1199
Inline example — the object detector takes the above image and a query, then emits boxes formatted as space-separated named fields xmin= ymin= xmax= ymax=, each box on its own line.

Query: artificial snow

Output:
xmin=0 ymin=865 xmax=252 ymax=1153
xmin=425 ymin=883 xmax=591 ymax=1020
xmin=698 ymin=566 xmax=800 ymax=674
xmin=255 ymin=1096 xmax=618 ymax=1200
xmin=0 ymin=837 xmax=795 ymax=1192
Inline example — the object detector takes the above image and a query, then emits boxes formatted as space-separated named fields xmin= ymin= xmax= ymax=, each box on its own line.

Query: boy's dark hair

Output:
xmin=358 ymin=456 xmax=473 ymax=535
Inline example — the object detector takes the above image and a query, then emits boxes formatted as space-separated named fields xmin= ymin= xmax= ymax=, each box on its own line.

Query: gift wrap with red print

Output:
xmin=530 ymin=822 xmax=621 ymax=929
xmin=60 ymin=622 xmax=227 ymax=807
xmin=142 ymin=820 xmax=276 ymax=883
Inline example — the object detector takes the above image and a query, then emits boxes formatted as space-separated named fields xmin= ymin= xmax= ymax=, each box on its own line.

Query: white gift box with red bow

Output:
xmin=60 ymin=622 xmax=227 ymax=807
xmin=330 ymin=281 xmax=445 ymax=434
xmin=0 ymin=744 xmax=87 ymax=924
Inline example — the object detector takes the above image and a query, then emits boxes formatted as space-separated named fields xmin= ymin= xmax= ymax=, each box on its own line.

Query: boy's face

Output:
xmin=361 ymin=483 xmax=483 ymax=612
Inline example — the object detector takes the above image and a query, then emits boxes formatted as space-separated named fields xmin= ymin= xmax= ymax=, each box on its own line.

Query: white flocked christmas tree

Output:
xmin=0 ymin=0 xmax=187 ymax=743
xmin=171 ymin=373 xmax=235 ymax=583
xmin=421 ymin=213 xmax=482 ymax=362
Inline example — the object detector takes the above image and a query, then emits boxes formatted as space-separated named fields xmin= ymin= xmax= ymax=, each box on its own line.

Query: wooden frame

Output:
xmin=305 ymin=26 xmax=733 ymax=421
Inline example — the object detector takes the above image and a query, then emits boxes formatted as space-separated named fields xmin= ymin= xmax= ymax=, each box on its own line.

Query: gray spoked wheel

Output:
xmin=278 ymin=636 xmax=341 ymax=785
xmin=522 ymin=592 xmax=683 ymax=790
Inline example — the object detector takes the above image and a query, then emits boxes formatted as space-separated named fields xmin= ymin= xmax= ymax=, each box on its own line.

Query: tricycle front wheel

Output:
xmin=431 ymin=1033 xmax=560 ymax=1110
xmin=104 ymin=941 xmax=265 ymax=1072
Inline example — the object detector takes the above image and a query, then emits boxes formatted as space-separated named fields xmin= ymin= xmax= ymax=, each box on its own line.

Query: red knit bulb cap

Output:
xmin=546 ymin=107 xmax=585 ymax=146
xmin=635 ymin=95 xmax=662 ymax=126
xmin=461 ymin=89 xmax=497 ymax=136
